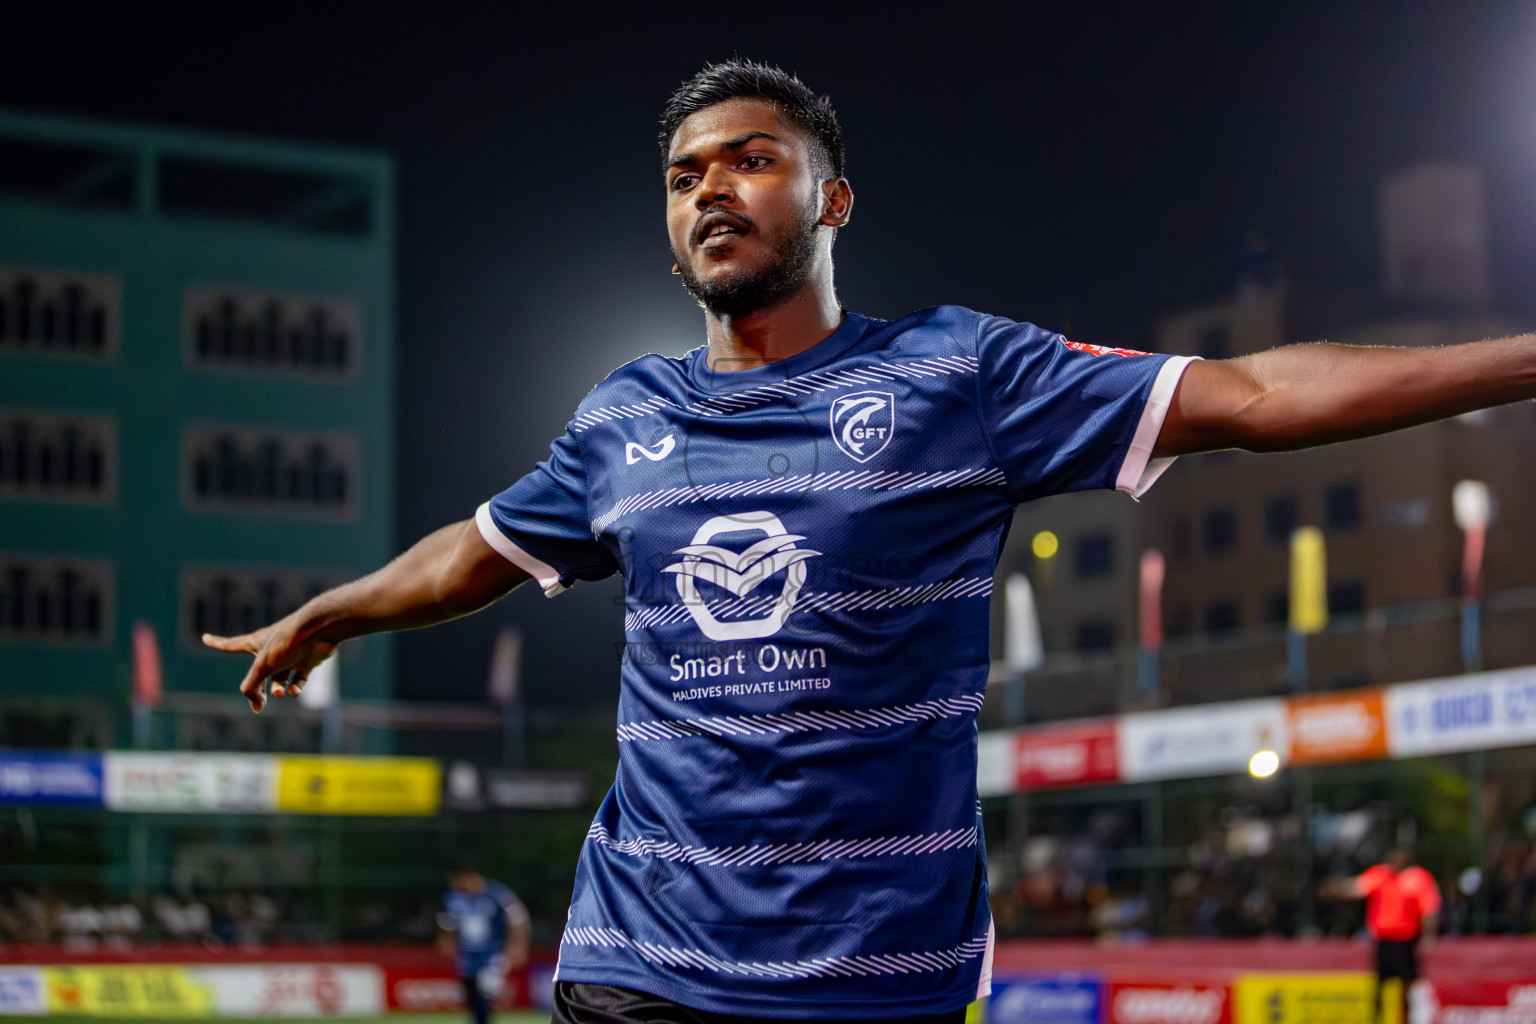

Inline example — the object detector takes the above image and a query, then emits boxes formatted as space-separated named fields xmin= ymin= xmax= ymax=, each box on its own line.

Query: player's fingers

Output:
xmin=202 ymin=632 xmax=259 ymax=657
xmin=238 ymin=666 xmax=269 ymax=713
xmin=272 ymin=670 xmax=306 ymax=699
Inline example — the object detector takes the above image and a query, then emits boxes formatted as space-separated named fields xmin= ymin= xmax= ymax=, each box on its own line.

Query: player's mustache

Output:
xmin=692 ymin=208 xmax=755 ymax=246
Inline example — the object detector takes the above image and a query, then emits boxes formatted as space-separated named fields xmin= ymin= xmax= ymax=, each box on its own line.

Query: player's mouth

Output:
xmin=694 ymin=210 xmax=752 ymax=250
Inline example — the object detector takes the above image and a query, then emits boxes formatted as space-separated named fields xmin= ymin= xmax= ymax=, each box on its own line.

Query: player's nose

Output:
xmin=694 ymin=164 xmax=737 ymax=209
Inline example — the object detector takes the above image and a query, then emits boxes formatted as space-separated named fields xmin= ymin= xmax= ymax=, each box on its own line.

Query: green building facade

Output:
xmin=0 ymin=108 xmax=396 ymax=744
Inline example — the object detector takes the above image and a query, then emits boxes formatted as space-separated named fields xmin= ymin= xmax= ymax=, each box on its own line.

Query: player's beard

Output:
xmin=675 ymin=204 xmax=821 ymax=319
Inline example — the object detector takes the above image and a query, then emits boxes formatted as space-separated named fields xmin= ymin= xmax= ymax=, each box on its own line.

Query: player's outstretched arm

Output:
xmin=203 ymin=519 xmax=530 ymax=712
xmin=1153 ymin=334 xmax=1536 ymax=458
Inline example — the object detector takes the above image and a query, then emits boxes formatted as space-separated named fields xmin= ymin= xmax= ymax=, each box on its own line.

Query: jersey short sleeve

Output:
xmin=491 ymin=884 xmax=530 ymax=927
xmin=477 ymin=425 xmax=619 ymax=597
xmin=1407 ymin=867 xmax=1442 ymax=916
xmin=973 ymin=314 xmax=1197 ymax=503
xmin=1356 ymin=864 xmax=1390 ymax=896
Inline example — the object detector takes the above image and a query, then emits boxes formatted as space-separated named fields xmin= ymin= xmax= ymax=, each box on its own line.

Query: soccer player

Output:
xmin=207 ymin=60 xmax=1536 ymax=1022
xmin=1323 ymin=846 xmax=1441 ymax=1024
xmin=439 ymin=861 xmax=531 ymax=1024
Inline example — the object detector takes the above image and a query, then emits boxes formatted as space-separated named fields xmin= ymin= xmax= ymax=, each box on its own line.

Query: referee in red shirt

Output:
xmin=1324 ymin=846 xmax=1442 ymax=1024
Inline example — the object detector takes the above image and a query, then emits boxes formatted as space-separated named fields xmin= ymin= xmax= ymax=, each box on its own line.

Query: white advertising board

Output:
xmin=103 ymin=753 xmax=278 ymax=813
xmin=977 ymin=729 xmax=1015 ymax=798
xmin=1385 ymin=666 xmax=1536 ymax=759
xmin=0 ymin=968 xmax=44 ymax=1016
xmin=193 ymin=965 xmax=384 ymax=1017
xmin=1118 ymin=699 xmax=1288 ymax=782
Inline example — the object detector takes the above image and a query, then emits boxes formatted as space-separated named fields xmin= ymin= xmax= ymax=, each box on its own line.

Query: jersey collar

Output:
xmin=689 ymin=311 xmax=874 ymax=393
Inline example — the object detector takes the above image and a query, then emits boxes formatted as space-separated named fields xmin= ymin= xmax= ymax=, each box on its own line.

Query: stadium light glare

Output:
xmin=1248 ymin=750 xmax=1280 ymax=777
xmin=1031 ymin=530 xmax=1059 ymax=559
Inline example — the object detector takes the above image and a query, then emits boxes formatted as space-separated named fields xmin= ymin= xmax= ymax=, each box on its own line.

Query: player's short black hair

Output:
xmin=659 ymin=60 xmax=845 ymax=180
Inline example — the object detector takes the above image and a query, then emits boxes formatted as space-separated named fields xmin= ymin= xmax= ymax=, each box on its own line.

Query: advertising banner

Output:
xmin=443 ymin=762 xmax=590 ymax=811
xmin=978 ymin=730 xmax=1015 ymax=798
xmin=1109 ymin=980 xmax=1231 ymax=1024
xmin=1233 ymin=973 xmax=1390 ymax=1024
xmin=1288 ymin=690 xmax=1388 ymax=765
xmin=103 ymin=753 xmax=276 ymax=813
xmin=194 ymin=965 xmax=383 ymax=1017
xmin=1385 ymin=666 xmax=1536 ymax=759
xmin=1411 ymin=979 xmax=1536 ymax=1024
xmin=0 ymin=968 xmax=45 ymax=1016
xmin=1017 ymin=720 xmax=1120 ymax=790
xmin=0 ymin=752 xmax=102 ymax=807
xmin=42 ymin=965 xmax=213 ymax=1018
xmin=384 ymin=967 xmax=525 ymax=1012
xmin=988 ymin=973 xmax=1104 ymax=1024
xmin=1119 ymin=700 xmax=1288 ymax=782
xmin=275 ymin=756 xmax=440 ymax=816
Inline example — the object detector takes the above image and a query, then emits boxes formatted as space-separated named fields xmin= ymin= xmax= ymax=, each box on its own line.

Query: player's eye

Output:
xmin=671 ymin=173 xmax=699 ymax=192
xmin=739 ymin=155 xmax=769 ymax=170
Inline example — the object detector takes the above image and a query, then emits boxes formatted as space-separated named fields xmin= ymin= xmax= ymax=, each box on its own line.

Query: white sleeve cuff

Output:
xmin=1115 ymin=355 xmax=1200 ymax=500
xmin=475 ymin=502 xmax=568 ymax=597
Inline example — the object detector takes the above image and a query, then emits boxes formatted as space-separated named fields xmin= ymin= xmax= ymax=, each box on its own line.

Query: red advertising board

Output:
xmin=1016 ymin=720 xmax=1119 ymax=790
xmin=1414 ymin=979 xmax=1536 ymax=1024
xmin=384 ymin=966 xmax=529 ymax=1011
xmin=1109 ymin=979 xmax=1232 ymax=1024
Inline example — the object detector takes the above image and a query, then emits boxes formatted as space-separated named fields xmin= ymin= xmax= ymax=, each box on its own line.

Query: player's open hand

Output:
xmin=202 ymin=615 xmax=338 ymax=713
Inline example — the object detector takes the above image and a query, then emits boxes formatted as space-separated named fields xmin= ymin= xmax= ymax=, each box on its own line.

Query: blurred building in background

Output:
xmin=998 ymin=162 xmax=1535 ymax=721
xmin=0 ymin=108 xmax=397 ymax=752
xmin=984 ymin=163 xmax=1536 ymax=942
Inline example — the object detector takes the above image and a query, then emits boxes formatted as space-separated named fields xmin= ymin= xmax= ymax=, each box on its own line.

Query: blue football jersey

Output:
xmin=478 ymin=307 xmax=1193 ymax=1018
xmin=442 ymin=882 xmax=527 ymax=974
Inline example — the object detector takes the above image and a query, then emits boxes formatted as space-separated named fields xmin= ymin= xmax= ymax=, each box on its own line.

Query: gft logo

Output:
xmin=829 ymin=390 xmax=895 ymax=462
xmin=662 ymin=512 xmax=821 ymax=641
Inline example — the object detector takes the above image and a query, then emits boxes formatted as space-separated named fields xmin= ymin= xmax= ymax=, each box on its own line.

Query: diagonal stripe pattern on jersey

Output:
xmin=479 ymin=307 xmax=1191 ymax=1017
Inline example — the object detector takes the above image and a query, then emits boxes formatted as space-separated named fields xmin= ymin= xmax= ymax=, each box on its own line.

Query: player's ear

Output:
xmin=821 ymin=177 xmax=853 ymax=228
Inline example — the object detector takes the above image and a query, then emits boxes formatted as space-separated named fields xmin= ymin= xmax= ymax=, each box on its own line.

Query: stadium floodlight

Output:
xmin=1031 ymin=530 xmax=1059 ymax=559
xmin=1248 ymin=750 xmax=1280 ymax=778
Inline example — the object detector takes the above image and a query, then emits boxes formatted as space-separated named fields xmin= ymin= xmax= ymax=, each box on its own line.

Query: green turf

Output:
xmin=0 ymin=1016 xmax=547 ymax=1024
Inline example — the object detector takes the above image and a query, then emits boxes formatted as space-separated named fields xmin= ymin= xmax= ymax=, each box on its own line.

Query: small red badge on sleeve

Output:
xmin=1061 ymin=338 xmax=1150 ymax=358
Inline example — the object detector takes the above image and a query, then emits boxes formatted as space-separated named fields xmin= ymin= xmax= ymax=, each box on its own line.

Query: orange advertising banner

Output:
xmin=1287 ymin=689 xmax=1388 ymax=765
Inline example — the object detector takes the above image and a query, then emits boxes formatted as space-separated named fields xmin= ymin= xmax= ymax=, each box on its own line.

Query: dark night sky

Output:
xmin=6 ymin=2 xmax=1536 ymax=710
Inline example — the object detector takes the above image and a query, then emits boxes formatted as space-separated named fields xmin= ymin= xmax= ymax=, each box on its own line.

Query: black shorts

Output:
xmin=551 ymin=981 xmax=968 ymax=1024
xmin=1374 ymin=939 xmax=1418 ymax=983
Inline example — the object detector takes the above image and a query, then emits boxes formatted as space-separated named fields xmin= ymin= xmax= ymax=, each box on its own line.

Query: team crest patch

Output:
xmin=829 ymin=391 xmax=895 ymax=463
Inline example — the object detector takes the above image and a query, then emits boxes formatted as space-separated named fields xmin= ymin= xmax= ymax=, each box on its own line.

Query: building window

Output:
xmin=0 ymin=410 xmax=116 ymax=504
xmin=1076 ymin=620 xmax=1117 ymax=653
xmin=181 ymin=566 xmax=348 ymax=649
xmin=182 ymin=425 xmax=361 ymax=521
xmin=1328 ymin=579 xmax=1365 ymax=616
xmin=1325 ymin=482 xmax=1360 ymax=532
xmin=1198 ymin=326 xmax=1230 ymax=361
xmin=185 ymin=289 xmax=363 ymax=378
xmin=1205 ymin=600 xmax=1241 ymax=635
xmin=0 ymin=266 xmax=120 ymax=359
xmin=1075 ymin=532 xmax=1114 ymax=579
xmin=1264 ymin=494 xmax=1297 ymax=546
xmin=1263 ymin=588 xmax=1289 ymax=626
xmin=1170 ymin=515 xmax=1192 ymax=561
xmin=0 ymin=553 xmax=113 ymax=646
xmin=1202 ymin=507 xmax=1238 ymax=555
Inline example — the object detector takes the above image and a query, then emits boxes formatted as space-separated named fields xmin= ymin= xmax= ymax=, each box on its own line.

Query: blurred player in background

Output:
xmin=1323 ymin=846 xmax=1441 ymax=1024
xmin=439 ymin=861 xmax=530 ymax=1024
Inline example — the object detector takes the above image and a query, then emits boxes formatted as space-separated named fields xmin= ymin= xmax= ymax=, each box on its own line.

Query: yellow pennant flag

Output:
xmin=1289 ymin=527 xmax=1328 ymax=634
